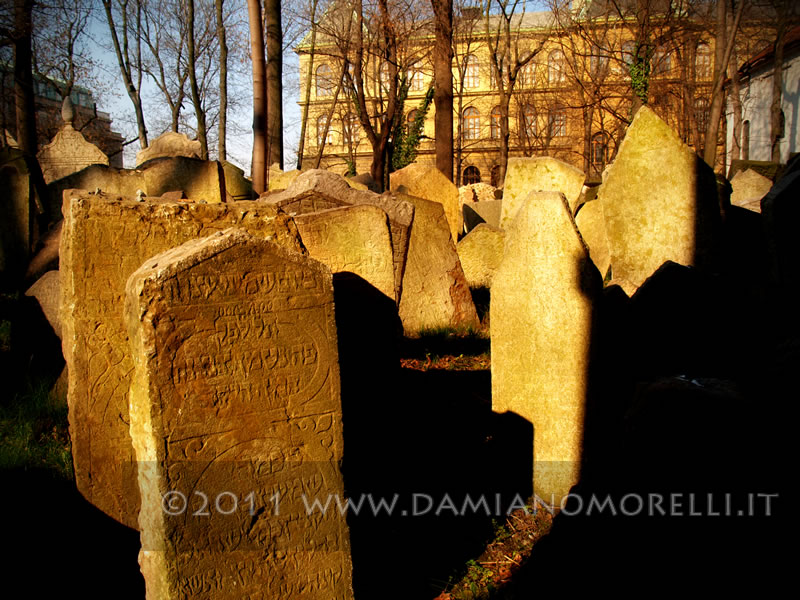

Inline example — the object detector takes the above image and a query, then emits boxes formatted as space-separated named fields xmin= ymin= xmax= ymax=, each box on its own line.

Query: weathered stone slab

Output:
xmin=135 ymin=131 xmax=202 ymax=166
xmin=49 ymin=165 xmax=147 ymax=211
xmin=294 ymin=205 xmax=396 ymax=301
xmin=491 ymin=190 xmax=599 ymax=506
xmin=597 ymin=105 xmax=721 ymax=291
xmin=396 ymin=192 xmax=479 ymax=333
xmin=457 ymin=224 xmax=505 ymax=289
xmin=264 ymin=170 xmax=413 ymax=303
xmin=391 ymin=163 xmax=461 ymax=242
xmin=730 ymin=169 xmax=772 ymax=213
xmin=268 ymin=166 xmax=301 ymax=191
xmin=0 ymin=155 xmax=35 ymax=284
xmin=25 ymin=270 xmax=61 ymax=339
xmin=38 ymin=125 xmax=109 ymax=184
xmin=575 ymin=199 xmax=611 ymax=278
xmin=222 ymin=161 xmax=254 ymax=201
xmin=126 ymin=229 xmax=353 ymax=600
xmin=500 ymin=157 xmax=585 ymax=229
xmin=463 ymin=200 xmax=503 ymax=233
xmin=60 ymin=191 xmax=304 ymax=527
xmin=141 ymin=157 xmax=226 ymax=204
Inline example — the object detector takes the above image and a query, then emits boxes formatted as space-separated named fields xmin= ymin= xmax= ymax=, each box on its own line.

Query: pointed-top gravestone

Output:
xmin=598 ymin=105 xmax=721 ymax=292
xmin=390 ymin=163 xmax=461 ymax=242
xmin=135 ymin=131 xmax=202 ymax=166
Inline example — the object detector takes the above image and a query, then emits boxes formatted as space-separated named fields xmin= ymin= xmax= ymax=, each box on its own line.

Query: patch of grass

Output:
xmin=400 ymin=325 xmax=490 ymax=367
xmin=0 ymin=382 xmax=73 ymax=478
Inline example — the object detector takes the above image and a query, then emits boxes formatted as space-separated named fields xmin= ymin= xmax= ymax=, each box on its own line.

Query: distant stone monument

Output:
xmin=395 ymin=192 xmax=479 ymax=333
xmin=135 ymin=131 xmax=202 ymax=166
xmin=599 ymin=106 xmax=721 ymax=292
xmin=126 ymin=229 xmax=353 ymax=599
xmin=37 ymin=97 xmax=109 ymax=183
xmin=391 ymin=163 xmax=461 ymax=242
xmin=60 ymin=191 xmax=305 ymax=527
xmin=491 ymin=190 xmax=600 ymax=506
xmin=500 ymin=157 xmax=585 ymax=229
xmin=294 ymin=205 xmax=396 ymax=301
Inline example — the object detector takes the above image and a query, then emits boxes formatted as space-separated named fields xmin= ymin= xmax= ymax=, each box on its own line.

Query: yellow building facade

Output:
xmin=297 ymin=4 xmax=721 ymax=185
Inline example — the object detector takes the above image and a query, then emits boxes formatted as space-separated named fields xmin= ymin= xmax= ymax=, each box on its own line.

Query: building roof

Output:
xmin=738 ymin=25 xmax=800 ymax=79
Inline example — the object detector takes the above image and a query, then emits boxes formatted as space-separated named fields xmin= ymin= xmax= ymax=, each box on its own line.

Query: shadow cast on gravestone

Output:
xmin=2 ymin=468 xmax=144 ymax=598
xmin=333 ymin=274 xmax=532 ymax=599
xmin=498 ymin=165 xmax=788 ymax=596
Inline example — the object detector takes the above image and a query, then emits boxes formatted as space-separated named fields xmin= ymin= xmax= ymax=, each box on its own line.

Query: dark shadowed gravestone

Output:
xmin=126 ymin=229 xmax=353 ymax=599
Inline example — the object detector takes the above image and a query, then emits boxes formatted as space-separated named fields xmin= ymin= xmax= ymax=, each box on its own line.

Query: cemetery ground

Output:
xmin=1 ymin=281 xmax=789 ymax=598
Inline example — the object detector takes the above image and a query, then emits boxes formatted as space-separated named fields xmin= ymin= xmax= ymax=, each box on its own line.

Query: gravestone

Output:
xmin=25 ymin=270 xmax=61 ymax=339
xmin=597 ymin=105 xmax=720 ymax=292
xmin=60 ymin=191 xmax=304 ymax=527
xmin=459 ymin=182 xmax=497 ymax=206
xmin=463 ymin=199 xmax=503 ymax=233
xmin=0 ymin=158 xmax=35 ymax=284
xmin=491 ymin=190 xmax=599 ymax=506
xmin=222 ymin=161 xmax=254 ymax=200
xmin=141 ymin=157 xmax=226 ymax=204
xmin=730 ymin=168 xmax=772 ymax=213
xmin=126 ymin=229 xmax=353 ymax=600
xmin=500 ymin=157 xmax=585 ymax=229
xmin=396 ymin=192 xmax=479 ymax=333
xmin=264 ymin=170 xmax=413 ymax=303
xmin=135 ymin=131 xmax=202 ymax=166
xmin=294 ymin=205 xmax=396 ymax=302
xmin=574 ymin=199 xmax=611 ymax=278
xmin=268 ymin=166 xmax=301 ymax=191
xmin=390 ymin=163 xmax=461 ymax=242
xmin=457 ymin=224 xmax=505 ymax=289
xmin=37 ymin=98 xmax=110 ymax=184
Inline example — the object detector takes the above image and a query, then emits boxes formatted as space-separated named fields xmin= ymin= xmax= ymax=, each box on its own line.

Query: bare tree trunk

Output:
xmin=13 ymin=0 xmax=37 ymax=155
xmin=265 ymin=0 xmax=283 ymax=170
xmin=247 ymin=0 xmax=267 ymax=193
xmin=770 ymin=18 xmax=787 ymax=163
xmin=432 ymin=0 xmax=454 ymax=181
xmin=187 ymin=0 xmax=208 ymax=159
xmin=314 ymin=63 xmax=347 ymax=169
xmin=216 ymin=0 xmax=228 ymax=161
xmin=296 ymin=0 xmax=319 ymax=170
xmin=728 ymin=48 xmax=743 ymax=162
xmin=102 ymin=0 xmax=148 ymax=149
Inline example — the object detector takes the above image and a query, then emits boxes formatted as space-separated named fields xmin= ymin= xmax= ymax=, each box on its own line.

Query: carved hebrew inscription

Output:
xmin=126 ymin=230 xmax=353 ymax=599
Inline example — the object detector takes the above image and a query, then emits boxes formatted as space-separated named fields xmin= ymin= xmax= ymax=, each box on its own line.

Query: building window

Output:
xmin=591 ymin=132 xmax=609 ymax=173
xmin=490 ymin=106 xmax=502 ymax=139
xmin=590 ymin=45 xmax=608 ymax=77
xmin=695 ymin=43 xmax=712 ymax=79
xmin=652 ymin=46 xmax=671 ymax=75
xmin=490 ymin=62 xmax=507 ymax=90
xmin=463 ymin=107 xmax=480 ymax=140
xmin=548 ymin=50 xmax=566 ymax=84
xmin=618 ymin=40 xmax=635 ymax=74
xmin=317 ymin=115 xmax=333 ymax=146
xmin=407 ymin=109 xmax=420 ymax=126
xmin=490 ymin=164 xmax=501 ymax=187
xmin=742 ymin=120 xmax=750 ymax=160
xmin=694 ymin=97 xmax=710 ymax=134
xmin=316 ymin=64 xmax=334 ymax=97
xmin=343 ymin=114 xmax=360 ymax=146
xmin=463 ymin=54 xmax=480 ymax=89
xmin=548 ymin=108 xmax=566 ymax=138
xmin=519 ymin=61 xmax=536 ymax=88
xmin=409 ymin=63 xmax=425 ymax=91
xmin=463 ymin=166 xmax=481 ymax=185
xmin=379 ymin=62 xmax=391 ymax=93
xmin=521 ymin=104 xmax=536 ymax=139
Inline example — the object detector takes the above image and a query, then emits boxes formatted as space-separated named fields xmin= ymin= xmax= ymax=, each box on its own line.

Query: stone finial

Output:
xmin=61 ymin=95 xmax=75 ymax=125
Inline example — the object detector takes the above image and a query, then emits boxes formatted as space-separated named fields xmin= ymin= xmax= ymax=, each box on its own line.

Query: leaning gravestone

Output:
xmin=390 ymin=163 xmax=461 ymax=242
xmin=597 ymin=105 xmax=720 ymax=292
xmin=491 ymin=190 xmax=599 ymax=506
xmin=395 ymin=192 xmax=479 ymax=333
xmin=126 ymin=229 xmax=353 ymax=599
xmin=730 ymin=168 xmax=772 ymax=213
xmin=60 ymin=191 xmax=304 ymax=528
xmin=463 ymin=199 xmax=503 ymax=233
xmin=294 ymin=205 xmax=396 ymax=302
xmin=574 ymin=199 xmax=611 ymax=278
xmin=141 ymin=157 xmax=226 ymax=204
xmin=456 ymin=224 xmax=505 ymax=289
xmin=500 ymin=157 xmax=585 ymax=229
xmin=0 ymin=153 xmax=36 ymax=284
xmin=135 ymin=131 xmax=202 ymax=166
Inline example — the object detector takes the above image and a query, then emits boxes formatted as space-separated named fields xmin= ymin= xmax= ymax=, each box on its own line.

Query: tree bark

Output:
xmin=432 ymin=0 xmax=454 ymax=181
xmin=187 ymin=0 xmax=208 ymax=160
xmin=13 ymin=0 xmax=37 ymax=155
xmin=247 ymin=0 xmax=267 ymax=193
xmin=216 ymin=0 xmax=228 ymax=161
xmin=296 ymin=0 xmax=319 ymax=170
xmin=265 ymin=0 xmax=283 ymax=171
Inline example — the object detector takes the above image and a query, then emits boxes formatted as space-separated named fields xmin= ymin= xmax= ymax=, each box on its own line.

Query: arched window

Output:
xmin=317 ymin=115 xmax=333 ymax=146
xmin=463 ymin=54 xmax=480 ymax=89
xmin=316 ymin=64 xmax=334 ymax=97
xmin=694 ymin=97 xmax=710 ymax=133
xmin=379 ymin=62 xmax=391 ymax=92
xmin=463 ymin=166 xmax=481 ymax=185
xmin=462 ymin=107 xmax=480 ymax=140
xmin=548 ymin=50 xmax=566 ymax=84
xmin=590 ymin=45 xmax=608 ymax=77
xmin=548 ymin=107 xmax=567 ymax=138
xmin=652 ymin=46 xmax=671 ymax=75
xmin=591 ymin=132 xmax=609 ymax=174
xmin=343 ymin=114 xmax=360 ymax=146
xmin=490 ymin=164 xmax=502 ymax=187
xmin=520 ymin=104 xmax=536 ymax=139
xmin=695 ymin=43 xmax=712 ymax=79
xmin=519 ymin=61 xmax=536 ymax=88
xmin=407 ymin=109 xmax=420 ymax=126
xmin=618 ymin=40 xmax=636 ymax=74
xmin=490 ymin=106 xmax=502 ymax=139
xmin=409 ymin=64 xmax=425 ymax=91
